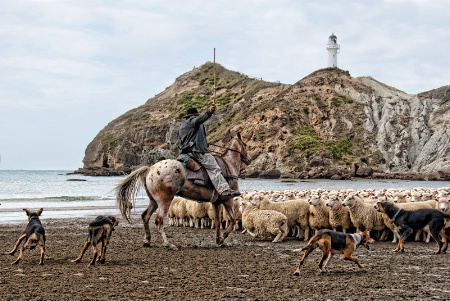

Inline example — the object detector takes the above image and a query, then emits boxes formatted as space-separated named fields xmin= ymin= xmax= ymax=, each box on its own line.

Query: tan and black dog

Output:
xmin=376 ymin=201 xmax=450 ymax=254
xmin=9 ymin=208 xmax=46 ymax=265
xmin=293 ymin=229 xmax=374 ymax=275
xmin=72 ymin=215 xmax=119 ymax=265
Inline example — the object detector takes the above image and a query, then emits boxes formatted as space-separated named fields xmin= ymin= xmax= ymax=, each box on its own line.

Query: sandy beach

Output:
xmin=1 ymin=216 xmax=450 ymax=301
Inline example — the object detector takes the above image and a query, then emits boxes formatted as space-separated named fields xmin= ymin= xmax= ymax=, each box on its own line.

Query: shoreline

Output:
xmin=0 ymin=205 xmax=149 ymax=225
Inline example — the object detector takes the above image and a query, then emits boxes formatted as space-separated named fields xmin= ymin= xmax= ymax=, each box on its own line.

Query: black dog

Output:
xmin=376 ymin=201 xmax=450 ymax=254
xmin=72 ymin=216 xmax=119 ymax=265
xmin=9 ymin=208 xmax=46 ymax=265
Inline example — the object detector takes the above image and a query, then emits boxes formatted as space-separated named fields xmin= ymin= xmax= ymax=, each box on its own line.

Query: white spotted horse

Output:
xmin=115 ymin=130 xmax=251 ymax=250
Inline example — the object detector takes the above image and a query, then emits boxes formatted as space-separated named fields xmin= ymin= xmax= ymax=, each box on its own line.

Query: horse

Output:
xmin=115 ymin=130 xmax=251 ymax=250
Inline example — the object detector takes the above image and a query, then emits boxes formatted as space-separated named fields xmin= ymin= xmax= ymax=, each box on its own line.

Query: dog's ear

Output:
xmin=36 ymin=208 xmax=44 ymax=216
xmin=107 ymin=216 xmax=119 ymax=227
xmin=23 ymin=209 xmax=31 ymax=216
xmin=109 ymin=216 xmax=119 ymax=227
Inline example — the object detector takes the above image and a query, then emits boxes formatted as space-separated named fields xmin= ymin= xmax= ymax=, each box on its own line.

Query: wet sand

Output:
xmin=1 ymin=216 xmax=450 ymax=301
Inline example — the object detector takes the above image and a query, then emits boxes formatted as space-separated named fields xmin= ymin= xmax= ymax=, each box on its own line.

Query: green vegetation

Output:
xmin=216 ymin=92 xmax=237 ymax=106
xmin=288 ymin=128 xmax=352 ymax=160
xmin=331 ymin=94 xmax=354 ymax=106
xmin=177 ymin=93 xmax=210 ymax=117
xmin=102 ymin=133 xmax=123 ymax=149
xmin=325 ymin=137 xmax=352 ymax=160
xmin=255 ymin=126 xmax=278 ymax=140
xmin=288 ymin=128 xmax=321 ymax=159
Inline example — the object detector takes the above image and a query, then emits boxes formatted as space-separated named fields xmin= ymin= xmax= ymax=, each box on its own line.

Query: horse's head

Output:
xmin=226 ymin=130 xmax=251 ymax=165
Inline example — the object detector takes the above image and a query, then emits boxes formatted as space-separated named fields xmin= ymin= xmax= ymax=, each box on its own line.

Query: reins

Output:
xmin=209 ymin=143 xmax=242 ymax=154
xmin=209 ymin=139 xmax=247 ymax=161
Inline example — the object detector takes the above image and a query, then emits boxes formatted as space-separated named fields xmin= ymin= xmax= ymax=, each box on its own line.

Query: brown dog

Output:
xmin=9 ymin=208 xmax=46 ymax=265
xmin=72 ymin=215 xmax=119 ymax=265
xmin=293 ymin=229 xmax=374 ymax=275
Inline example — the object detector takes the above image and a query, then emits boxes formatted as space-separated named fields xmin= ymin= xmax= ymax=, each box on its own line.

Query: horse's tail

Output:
xmin=115 ymin=166 xmax=151 ymax=223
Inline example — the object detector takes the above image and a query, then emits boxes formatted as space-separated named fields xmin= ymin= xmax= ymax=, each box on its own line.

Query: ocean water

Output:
xmin=1 ymin=170 xmax=449 ymax=224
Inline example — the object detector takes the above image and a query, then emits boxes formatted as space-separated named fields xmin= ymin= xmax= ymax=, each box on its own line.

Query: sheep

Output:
xmin=185 ymin=200 xmax=209 ymax=229
xmin=239 ymin=200 xmax=288 ymax=243
xmin=392 ymin=191 xmax=411 ymax=203
xmin=308 ymin=193 xmax=330 ymax=236
xmin=222 ymin=197 xmax=242 ymax=230
xmin=205 ymin=202 xmax=219 ymax=229
xmin=342 ymin=192 xmax=388 ymax=240
xmin=439 ymin=197 xmax=450 ymax=213
xmin=437 ymin=188 xmax=450 ymax=199
xmin=168 ymin=197 xmax=188 ymax=227
xmin=410 ymin=190 xmax=434 ymax=202
xmin=257 ymin=196 xmax=310 ymax=241
xmin=325 ymin=193 xmax=352 ymax=233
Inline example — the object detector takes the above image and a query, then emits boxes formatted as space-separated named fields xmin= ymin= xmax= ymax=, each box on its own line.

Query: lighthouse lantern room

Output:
xmin=326 ymin=33 xmax=340 ymax=67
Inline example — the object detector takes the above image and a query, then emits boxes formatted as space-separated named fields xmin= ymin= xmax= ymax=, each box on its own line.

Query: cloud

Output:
xmin=0 ymin=0 xmax=449 ymax=169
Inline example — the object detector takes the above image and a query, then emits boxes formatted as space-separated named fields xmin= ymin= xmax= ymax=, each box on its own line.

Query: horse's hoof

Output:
xmin=143 ymin=242 xmax=151 ymax=248
xmin=165 ymin=244 xmax=178 ymax=251
xmin=293 ymin=271 xmax=300 ymax=276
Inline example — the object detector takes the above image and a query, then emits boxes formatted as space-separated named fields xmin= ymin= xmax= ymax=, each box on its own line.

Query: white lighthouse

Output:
xmin=326 ymin=33 xmax=340 ymax=67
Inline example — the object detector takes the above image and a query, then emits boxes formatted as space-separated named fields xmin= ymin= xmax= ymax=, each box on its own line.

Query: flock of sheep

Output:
xmin=167 ymin=187 xmax=450 ymax=243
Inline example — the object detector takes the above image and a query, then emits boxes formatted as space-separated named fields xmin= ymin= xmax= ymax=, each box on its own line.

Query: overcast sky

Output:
xmin=1 ymin=0 xmax=449 ymax=170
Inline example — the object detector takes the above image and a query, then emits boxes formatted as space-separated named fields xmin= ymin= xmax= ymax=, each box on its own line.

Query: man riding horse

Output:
xmin=178 ymin=105 xmax=241 ymax=197
xmin=116 ymin=106 xmax=250 ymax=249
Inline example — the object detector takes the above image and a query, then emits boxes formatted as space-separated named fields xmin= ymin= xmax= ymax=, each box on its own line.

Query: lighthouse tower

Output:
xmin=326 ymin=33 xmax=340 ymax=67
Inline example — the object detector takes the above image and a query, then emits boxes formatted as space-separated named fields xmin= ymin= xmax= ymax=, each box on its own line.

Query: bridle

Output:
xmin=209 ymin=137 xmax=249 ymax=163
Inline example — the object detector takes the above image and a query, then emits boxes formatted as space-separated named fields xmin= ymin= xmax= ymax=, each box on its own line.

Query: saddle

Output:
xmin=176 ymin=153 xmax=234 ymax=188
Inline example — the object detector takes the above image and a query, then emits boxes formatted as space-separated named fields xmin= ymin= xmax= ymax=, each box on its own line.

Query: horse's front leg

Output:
xmin=218 ymin=198 xmax=236 ymax=245
xmin=141 ymin=198 xmax=158 ymax=248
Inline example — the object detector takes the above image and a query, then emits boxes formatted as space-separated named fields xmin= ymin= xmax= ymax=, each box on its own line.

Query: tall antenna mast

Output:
xmin=213 ymin=48 xmax=216 ymax=105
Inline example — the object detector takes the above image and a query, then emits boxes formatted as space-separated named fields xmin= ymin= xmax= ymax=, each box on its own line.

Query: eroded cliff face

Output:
xmin=76 ymin=63 xmax=450 ymax=179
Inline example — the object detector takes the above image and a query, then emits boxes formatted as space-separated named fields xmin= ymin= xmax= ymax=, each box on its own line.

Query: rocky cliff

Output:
xmin=75 ymin=63 xmax=450 ymax=180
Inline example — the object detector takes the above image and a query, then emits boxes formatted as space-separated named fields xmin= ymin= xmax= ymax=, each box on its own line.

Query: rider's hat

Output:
xmin=184 ymin=108 xmax=199 ymax=118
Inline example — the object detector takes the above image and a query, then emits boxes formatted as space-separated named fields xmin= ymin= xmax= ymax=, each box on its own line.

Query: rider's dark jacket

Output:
xmin=179 ymin=111 xmax=213 ymax=153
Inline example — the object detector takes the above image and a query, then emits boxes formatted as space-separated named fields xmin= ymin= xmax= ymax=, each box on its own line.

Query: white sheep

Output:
xmin=257 ymin=196 xmax=310 ymax=241
xmin=392 ymin=191 xmax=411 ymax=203
xmin=168 ymin=197 xmax=188 ymax=227
xmin=185 ymin=200 xmax=209 ymax=229
xmin=308 ymin=193 xmax=330 ymax=236
xmin=439 ymin=197 xmax=450 ymax=212
xmin=222 ymin=197 xmax=242 ymax=230
xmin=239 ymin=200 xmax=288 ymax=243
xmin=325 ymin=193 xmax=352 ymax=233
xmin=342 ymin=192 xmax=388 ymax=240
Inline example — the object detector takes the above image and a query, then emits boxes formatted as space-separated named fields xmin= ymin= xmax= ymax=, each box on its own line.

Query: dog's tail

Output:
xmin=300 ymin=234 xmax=322 ymax=251
xmin=88 ymin=228 xmax=98 ymax=244
xmin=29 ymin=231 xmax=41 ymax=250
